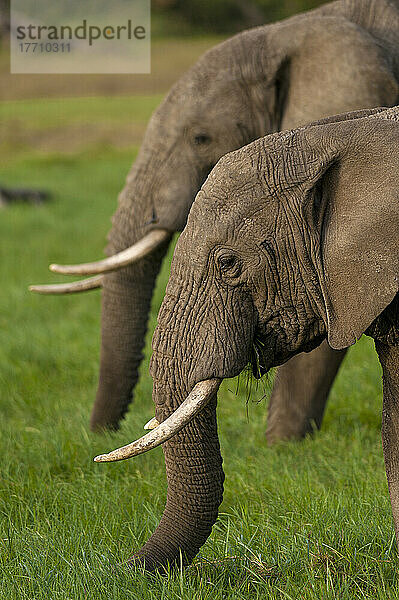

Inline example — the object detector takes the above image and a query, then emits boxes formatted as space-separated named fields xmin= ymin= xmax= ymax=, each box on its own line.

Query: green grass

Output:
xmin=0 ymin=96 xmax=163 ymax=131
xmin=0 ymin=96 xmax=398 ymax=599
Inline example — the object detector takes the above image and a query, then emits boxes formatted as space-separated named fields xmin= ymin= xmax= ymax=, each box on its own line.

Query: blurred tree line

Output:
xmin=0 ymin=0 xmax=327 ymax=39
xmin=153 ymin=0 xmax=327 ymax=33
xmin=0 ymin=0 xmax=9 ymax=37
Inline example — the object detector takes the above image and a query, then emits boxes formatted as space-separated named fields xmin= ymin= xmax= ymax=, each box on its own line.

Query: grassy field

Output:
xmin=0 ymin=48 xmax=398 ymax=600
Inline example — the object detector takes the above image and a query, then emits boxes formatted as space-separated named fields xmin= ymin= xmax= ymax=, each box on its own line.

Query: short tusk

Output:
xmin=94 ymin=378 xmax=221 ymax=463
xmin=49 ymin=229 xmax=170 ymax=276
xmin=144 ymin=417 xmax=159 ymax=430
xmin=29 ymin=275 xmax=103 ymax=295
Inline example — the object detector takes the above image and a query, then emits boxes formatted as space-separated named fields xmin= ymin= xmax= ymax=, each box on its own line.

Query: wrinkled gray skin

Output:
xmin=132 ymin=105 xmax=399 ymax=571
xmin=92 ymin=0 xmax=399 ymax=438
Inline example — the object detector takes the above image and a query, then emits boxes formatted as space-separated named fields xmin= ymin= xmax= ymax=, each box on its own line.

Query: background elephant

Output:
xmin=33 ymin=0 xmax=399 ymax=439
xmin=96 ymin=105 xmax=399 ymax=571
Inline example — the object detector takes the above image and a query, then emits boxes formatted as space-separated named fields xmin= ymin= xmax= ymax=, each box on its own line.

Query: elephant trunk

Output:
xmin=89 ymin=160 xmax=172 ymax=431
xmin=130 ymin=364 xmax=224 ymax=571
xmin=90 ymin=244 xmax=170 ymax=431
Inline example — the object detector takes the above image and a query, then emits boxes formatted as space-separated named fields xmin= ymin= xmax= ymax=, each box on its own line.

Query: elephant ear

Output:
xmin=277 ymin=16 xmax=398 ymax=131
xmin=300 ymin=113 xmax=399 ymax=350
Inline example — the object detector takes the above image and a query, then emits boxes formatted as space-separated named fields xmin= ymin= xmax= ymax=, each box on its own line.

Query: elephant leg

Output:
xmin=376 ymin=342 xmax=399 ymax=547
xmin=266 ymin=340 xmax=347 ymax=445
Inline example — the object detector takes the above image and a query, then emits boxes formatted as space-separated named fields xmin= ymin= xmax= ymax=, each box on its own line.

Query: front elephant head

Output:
xmin=96 ymin=107 xmax=399 ymax=570
xmin=32 ymin=7 xmax=398 ymax=432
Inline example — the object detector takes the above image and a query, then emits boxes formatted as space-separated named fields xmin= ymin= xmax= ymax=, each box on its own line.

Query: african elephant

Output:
xmin=95 ymin=105 xmax=399 ymax=571
xmin=32 ymin=0 xmax=399 ymax=439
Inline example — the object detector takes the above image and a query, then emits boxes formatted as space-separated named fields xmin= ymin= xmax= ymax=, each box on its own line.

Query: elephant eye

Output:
xmin=218 ymin=254 xmax=240 ymax=275
xmin=194 ymin=133 xmax=211 ymax=146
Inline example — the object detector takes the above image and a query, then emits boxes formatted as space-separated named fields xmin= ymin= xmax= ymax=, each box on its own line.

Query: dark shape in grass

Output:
xmin=0 ymin=184 xmax=51 ymax=207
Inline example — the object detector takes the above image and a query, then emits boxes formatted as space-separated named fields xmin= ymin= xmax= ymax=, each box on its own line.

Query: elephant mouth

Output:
xmin=93 ymin=323 xmax=265 ymax=464
xmin=94 ymin=337 xmax=270 ymax=464
xmin=94 ymin=378 xmax=221 ymax=463
xmin=249 ymin=333 xmax=269 ymax=379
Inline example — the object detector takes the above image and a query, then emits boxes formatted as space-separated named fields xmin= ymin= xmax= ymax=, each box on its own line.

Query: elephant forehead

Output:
xmin=182 ymin=195 xmax=276 ymax=262
xmin=198 ymin=127 xmax=315 ymax=212
xmin=193 ymin=153 xmax=279 ymax=219
xmin=167 ymin=50 xmax=246 ymax=111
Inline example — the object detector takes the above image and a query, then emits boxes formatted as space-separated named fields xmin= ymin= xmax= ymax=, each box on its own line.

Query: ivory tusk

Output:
xmin=94 ymin=379 xmax=221 ymax=463
xmin=144 ymin=417 xmax=159 ymax=430
xmin=49 ymin=229 xmax=170 ymax=276
xmin=29 ymin=275 xmax=103 ymax=295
